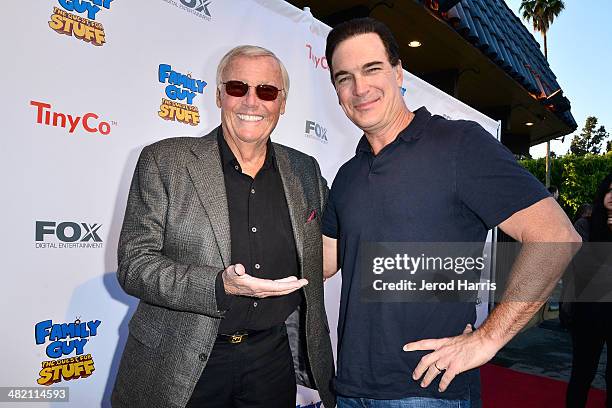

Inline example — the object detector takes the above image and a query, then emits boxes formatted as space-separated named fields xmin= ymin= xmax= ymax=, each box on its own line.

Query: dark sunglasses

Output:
xmin=222 ymin=80 xmax=283 ymax=101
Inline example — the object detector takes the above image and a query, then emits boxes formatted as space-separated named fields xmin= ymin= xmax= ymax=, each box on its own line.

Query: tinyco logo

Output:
xmin=31 ymin=101 xmax=114 ymax=135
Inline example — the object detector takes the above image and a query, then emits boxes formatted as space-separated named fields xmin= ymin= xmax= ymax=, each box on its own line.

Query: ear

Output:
xmin=216 ymin=87 xmax=222 ymax=108
xmin=279 ymin=92 xmax=286 ymax=115
xmin=394 ymin=61 xmax=403 ymax=86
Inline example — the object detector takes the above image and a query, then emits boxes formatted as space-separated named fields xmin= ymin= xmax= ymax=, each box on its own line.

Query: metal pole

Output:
xmin=545 ymin=140 xmax=551 ymax=188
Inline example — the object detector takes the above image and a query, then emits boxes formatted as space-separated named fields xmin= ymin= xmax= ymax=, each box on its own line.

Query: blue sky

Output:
xmin=504 ymin=0 xmax=611 ymax=157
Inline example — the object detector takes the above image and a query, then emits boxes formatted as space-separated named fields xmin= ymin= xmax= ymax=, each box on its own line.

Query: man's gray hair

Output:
xmin=216 ymin=45 xmax=290 ymax=98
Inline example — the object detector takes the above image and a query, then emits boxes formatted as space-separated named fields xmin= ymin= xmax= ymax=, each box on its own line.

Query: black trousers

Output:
xmin=566 ymin=303 xmax=611 ymax=408
xmin=186 ymin=325 xmax=296 ymax=408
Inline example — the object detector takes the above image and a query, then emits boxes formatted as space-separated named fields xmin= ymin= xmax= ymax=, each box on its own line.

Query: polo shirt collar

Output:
xmin=355 ymin=106 xmax=432 ymax=154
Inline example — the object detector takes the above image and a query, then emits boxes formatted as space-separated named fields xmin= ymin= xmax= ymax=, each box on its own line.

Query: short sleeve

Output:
xmin=456 ymin=122 xmax=550 ymax=229
xmin=322 ymin=180 xmax=339 ymax=238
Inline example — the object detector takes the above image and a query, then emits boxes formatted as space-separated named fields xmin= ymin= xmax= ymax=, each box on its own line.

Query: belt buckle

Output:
xmin=229 ymin=333 xmax=247 ymax=344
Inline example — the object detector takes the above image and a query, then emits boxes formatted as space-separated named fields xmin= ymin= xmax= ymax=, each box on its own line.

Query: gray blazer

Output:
xmin=111 ymin=127 xmax=335 ymax=408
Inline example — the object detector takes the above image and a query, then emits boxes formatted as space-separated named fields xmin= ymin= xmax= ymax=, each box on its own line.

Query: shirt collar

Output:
xmin=355 ymin=106 xmax=432 ymax=154
xmin=217 ymin=128 xmax=276 ymax=172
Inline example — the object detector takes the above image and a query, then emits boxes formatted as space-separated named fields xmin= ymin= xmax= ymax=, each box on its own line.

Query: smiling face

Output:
xmin=331 ymin=33 xmax=404 ymax=134
xmin=216 ymin=55 xmax=286 ymax=147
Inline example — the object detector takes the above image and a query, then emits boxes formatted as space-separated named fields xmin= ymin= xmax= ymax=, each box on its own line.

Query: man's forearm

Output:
xmin=322 ymin=235 xmax=339 ymax=279
xmin=118 ymin=250 xmax=225 ymax=318
xmin=477 ymin=240 xmax=580 ymax=349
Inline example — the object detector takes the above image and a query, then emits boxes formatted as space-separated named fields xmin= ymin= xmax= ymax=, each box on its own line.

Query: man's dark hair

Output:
xmin=325 ymin=17 xmax=400 ymax=84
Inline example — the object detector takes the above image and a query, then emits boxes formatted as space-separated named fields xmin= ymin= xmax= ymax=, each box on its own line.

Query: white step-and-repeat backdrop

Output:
xmin=1 ymin=1 xmax=499 ymax=406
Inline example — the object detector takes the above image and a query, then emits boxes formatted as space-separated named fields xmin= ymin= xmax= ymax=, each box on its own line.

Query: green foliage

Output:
xmin=595 ymin=125 xmax=610 ymax=153
xmin=570 ymin=116 xmax=609 ymax=156
xmin=520 ymin=153 xmax=612 ymax=218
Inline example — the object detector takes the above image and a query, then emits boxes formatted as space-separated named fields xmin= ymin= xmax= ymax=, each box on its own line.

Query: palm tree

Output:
xmin=520 ymin=0 xmax=565 ymax=59
xmin=519 ymin=0 xmax=565 ymax=188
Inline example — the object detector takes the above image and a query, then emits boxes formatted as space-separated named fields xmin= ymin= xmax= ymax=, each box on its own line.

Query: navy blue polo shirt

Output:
xmin=322 ymin=107 xmax=549 ymax=400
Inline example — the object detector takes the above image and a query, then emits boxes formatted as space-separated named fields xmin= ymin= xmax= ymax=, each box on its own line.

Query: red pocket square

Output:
xmin=307 ymin=210 xmax=317 ymax=222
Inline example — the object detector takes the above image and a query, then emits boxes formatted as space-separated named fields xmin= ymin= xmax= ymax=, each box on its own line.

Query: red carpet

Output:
xmin=481 ymin=363 xmax=607 ymax=407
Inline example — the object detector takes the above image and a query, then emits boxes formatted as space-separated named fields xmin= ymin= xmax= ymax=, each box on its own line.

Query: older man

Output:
xmin=321 ymin=18 xmax=580 ymax=407
xmin=112 ymin=45 xmax=334 ymax=408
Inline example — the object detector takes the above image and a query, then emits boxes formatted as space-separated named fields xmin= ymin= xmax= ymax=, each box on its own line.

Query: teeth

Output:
xmin=237 ymin=114 xmax=263 ymax=122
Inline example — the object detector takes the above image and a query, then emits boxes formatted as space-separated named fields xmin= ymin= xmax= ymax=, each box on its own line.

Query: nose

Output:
xmin=353 ymin=75 xmax=368 ymax=97
xmin=243 ymin=86 xmax=259 ymax=107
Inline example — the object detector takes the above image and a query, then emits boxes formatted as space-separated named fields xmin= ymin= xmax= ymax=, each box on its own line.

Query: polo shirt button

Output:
xmin=251 ymin=188 xmax=256 ymax=194
xmin=253 ymin=301 xmax=258 ymax=307
xmin=251 ymin=227 xmax=257 ymax=233
xmin=254 ymin=263 xmax=261 ymax=269
xmin=234 ymin=165 xmax=240 ymax=171
xmin=198 ymin=353 xmax=208 ymax=361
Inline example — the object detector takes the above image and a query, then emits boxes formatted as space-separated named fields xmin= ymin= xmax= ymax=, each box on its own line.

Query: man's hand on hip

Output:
xmin=222 ymin=263 xmax=308 ymax=298
xmin=403 ymin=324 xmax=500 ymax=392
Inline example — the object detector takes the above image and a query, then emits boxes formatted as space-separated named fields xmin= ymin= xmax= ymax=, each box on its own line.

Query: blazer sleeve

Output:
xmin=117 ymin=145 xmax=225 ymax=318
xmin=311 ymin=156 xmax=329 ymax=216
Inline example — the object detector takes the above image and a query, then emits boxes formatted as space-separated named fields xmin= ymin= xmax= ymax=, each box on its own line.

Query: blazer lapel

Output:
xmin=186 ymin=127 xmax=231 ymax=268
xmin=275 ymin=145 xmax=307 ymax=276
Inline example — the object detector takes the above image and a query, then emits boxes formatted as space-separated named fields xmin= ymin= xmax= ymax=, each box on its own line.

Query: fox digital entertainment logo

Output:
xmin=35 ymin=318 xmax=101 ymax=385
xmin=48 ymin=0 xmax=115 ymax=46
xmin=35 ymin=221 xmax=103 ymax=249
xmin=163 ymin=0 xmax=212 ymax=21
xmin=30 ymin=100 xmax=115 ymax=136
xmin=158 ymin=64 xmax=207 ymax=126
xmin=305 ymin=120 xmax=328 ymax=144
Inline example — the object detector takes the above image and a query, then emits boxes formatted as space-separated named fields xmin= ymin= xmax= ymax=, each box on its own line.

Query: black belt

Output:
xmin=217 ymin=325 xmax=283 ymax=344
xmin=217 ymin=331 xmax=251 ymax=344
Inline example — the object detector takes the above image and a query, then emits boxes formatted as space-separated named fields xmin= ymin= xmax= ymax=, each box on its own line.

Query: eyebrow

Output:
xmin=363 ymin=61 xmax=384 ymax=70
xmin=333 ymin=61 xmax=385 ymax=81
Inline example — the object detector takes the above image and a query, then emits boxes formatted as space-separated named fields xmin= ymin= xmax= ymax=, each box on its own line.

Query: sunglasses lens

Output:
xmin=225 ymin=81 xmax=248 ymax=97
xmin=256 ymin=85 xmax=280 ymax=101
xmin=224 ymin=81 xmax=280 ymax=101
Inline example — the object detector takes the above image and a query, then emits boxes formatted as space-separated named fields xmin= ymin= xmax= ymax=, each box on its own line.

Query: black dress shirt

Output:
xmin=215 ymin=131 xmax=301 ymax=334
